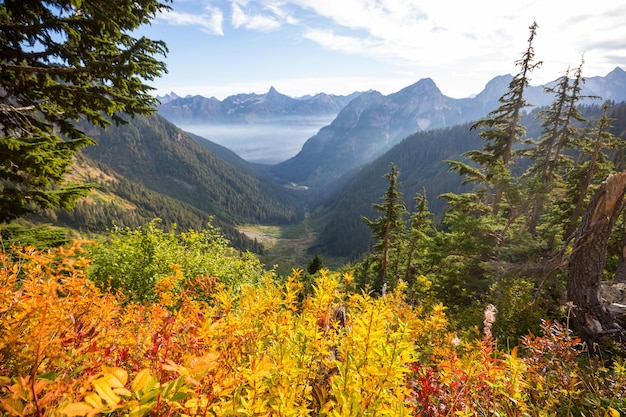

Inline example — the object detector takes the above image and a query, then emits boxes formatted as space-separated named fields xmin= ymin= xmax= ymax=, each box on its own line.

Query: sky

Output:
xmin=142 ymin=0 xmax=626 ymax=100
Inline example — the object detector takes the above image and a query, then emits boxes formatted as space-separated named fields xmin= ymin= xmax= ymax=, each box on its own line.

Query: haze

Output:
xmin=181 ymin=116 xmax=335 ymax=164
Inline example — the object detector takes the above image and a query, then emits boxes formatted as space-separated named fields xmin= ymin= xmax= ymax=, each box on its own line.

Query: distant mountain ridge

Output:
xmin=157 ymin=87 xmax=359 ymax=125
xmin=270 ymin=67 xmax=626 ymax=187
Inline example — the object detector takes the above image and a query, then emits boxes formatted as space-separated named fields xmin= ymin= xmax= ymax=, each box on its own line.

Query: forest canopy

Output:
xmin=0 ymin=0 xmax=171 ymax=222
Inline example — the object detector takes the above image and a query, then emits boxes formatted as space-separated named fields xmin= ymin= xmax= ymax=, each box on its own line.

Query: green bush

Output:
xmin=86 ymin=219 xmax=266 ymax=304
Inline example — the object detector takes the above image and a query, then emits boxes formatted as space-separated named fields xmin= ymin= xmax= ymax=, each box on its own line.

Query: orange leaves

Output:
xmin=2 ymin=241 xmax=626 ymax=416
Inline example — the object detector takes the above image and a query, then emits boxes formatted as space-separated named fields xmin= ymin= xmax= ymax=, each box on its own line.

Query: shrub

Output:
xmin=1 ymin=240 xmax=625 ymax=416
xmin=86 ymin=219 xmax=265 ymax=304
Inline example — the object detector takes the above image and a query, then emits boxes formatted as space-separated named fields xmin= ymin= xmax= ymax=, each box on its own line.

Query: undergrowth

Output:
xmin=0 ymin=241 xmax=625 ymax=416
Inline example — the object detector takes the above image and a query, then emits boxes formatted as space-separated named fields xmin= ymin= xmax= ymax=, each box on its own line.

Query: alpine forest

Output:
xmin=2 ymin=4 xmax=626 ymax=416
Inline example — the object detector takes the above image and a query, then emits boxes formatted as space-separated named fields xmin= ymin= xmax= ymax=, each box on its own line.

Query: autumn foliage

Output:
xmin=1 ymin=238 xmax=625 ymax=416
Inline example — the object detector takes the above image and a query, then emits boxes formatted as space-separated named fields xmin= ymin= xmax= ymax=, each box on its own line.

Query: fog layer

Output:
xmin=180 ymin=116 xmax=335 ymax=164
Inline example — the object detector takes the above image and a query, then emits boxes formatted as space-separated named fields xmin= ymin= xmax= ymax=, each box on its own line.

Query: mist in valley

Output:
xmin=180 ymin=115 xmax=335 ymax=164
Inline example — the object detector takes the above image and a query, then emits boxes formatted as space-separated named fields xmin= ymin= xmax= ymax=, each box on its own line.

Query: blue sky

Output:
xmin=142 ymin=0 xmax=626 ymax=100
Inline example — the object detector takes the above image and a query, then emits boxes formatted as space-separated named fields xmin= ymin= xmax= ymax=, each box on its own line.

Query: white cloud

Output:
xmin=302 ymin=29 xmax=380 ymax=55
xmin=158 ymin=7 xmax=224 ymax=35
xmin=231 ymin=3 xmax=281 ymax=32
xmin=154 ymin=0 xmax=626 ymax=100
xmin=254 ymin=0 xmax=625 ymax=96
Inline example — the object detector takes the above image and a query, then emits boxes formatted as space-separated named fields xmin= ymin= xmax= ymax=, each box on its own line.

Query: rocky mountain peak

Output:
xmin=389 ymin=78 xmax=442 ymax=101
xmin=605 ymin=66 xmax=626 ymax=84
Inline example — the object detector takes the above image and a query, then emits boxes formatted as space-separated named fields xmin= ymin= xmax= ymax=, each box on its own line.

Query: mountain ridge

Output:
xmin=269 ymin=67 xmax=626 ymax=188
xmin=81 ymin=114 xmax=304 ymax=226
xmin=158 ymin=87 xmax=360 ymax=125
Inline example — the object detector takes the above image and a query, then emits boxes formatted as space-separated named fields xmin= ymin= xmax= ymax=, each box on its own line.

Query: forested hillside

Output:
xmin=313 ymin=102 xmax=626 ymax=259
xmin=81 ymin=114 xmax=305 ymax=226
xmin=311 ymin=123 xmax=481 ymax=259
xmin=22 ymin=113 xmax=307 ymax=252
xmin=46 ymin=155 xmax=264 ymax=252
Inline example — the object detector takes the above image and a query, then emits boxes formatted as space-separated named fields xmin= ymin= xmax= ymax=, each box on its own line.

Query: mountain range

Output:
xmin=157 ymin=87 xmax=359 ymax=125
xmin=270 ymin=67 xmax=626 ymax=188
xmin=39 ymin=66 xmax=626 ymax=263
xmin=158 ymin=67 xmax=626 ymax=189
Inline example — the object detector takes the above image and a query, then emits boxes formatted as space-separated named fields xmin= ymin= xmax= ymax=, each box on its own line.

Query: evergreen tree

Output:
xmin=443 ymin=22 xmax=541 ymax=254
xmin=0 ymin=0 xmax=170 ymax=223
xmin=565 ymin=103 xmax=623 ymax=237
xmin=362 ymin=163 xmax=407 ymax=290
xmin=403 ymin=190 xmax=432 ymax=285
xmin=524 ymin=60 xmax=588 ymax=235
xmin=307 ymin=254 xmax=324 ymax=275
xmin=461 ymin=21 xmax=541 ymax=215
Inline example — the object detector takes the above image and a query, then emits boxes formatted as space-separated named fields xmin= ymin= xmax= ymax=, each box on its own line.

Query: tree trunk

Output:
xmin=566 ymin=104 xmax=610 ymax=238
xmin=567 ymin=172 xmax=626 ymax=346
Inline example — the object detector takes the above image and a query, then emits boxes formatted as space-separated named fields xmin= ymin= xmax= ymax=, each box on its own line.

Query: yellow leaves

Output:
xmin=60 ymin=402 xmax=97 ymax=417
xmin=607 ymin=407 xmax=621 ymax=417
xmin=91 ymin=367 xmax=131 ymax=406
xmin=106 ymin=367 xmax=129 ymax=387
xmin=60 ymin=367 xmax=168 ymax=417
xmin=61 ymin=367 xmax=131 ymax=415
xmin=343 ymin=270 xmax=354 ymax=285
xmin=189 ymin=352 xmax=220 ymax=374
xmin=281 ymin=274 xmax=302 ymax=311
xmin=327 ymin=294 xmax=417 ymax=415
xmin=131 ymin=369 xmax=152 ymax=393
xmin=613 ymin=359 xmax=626 ymax=375
xmin=312 ymin=270 xmax=342 ymax=309
xmin=8 ymin=244 xmax=626 ymax=417
xmin=213 ymin=284 xmax=236 ymax=314
xmin=417 ymin=274 xmax=433 ymax=292
xmin=83 ymin=392 xmax=103 ymax=409
xmin=247 ymin=355 xmax=275 ymax=382
xmin=154 ymin=266 xmax=184 ymax=308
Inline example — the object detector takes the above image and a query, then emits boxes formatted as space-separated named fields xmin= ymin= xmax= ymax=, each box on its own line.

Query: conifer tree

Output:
xmin=463 ymin=21 xmax=541 ymax=215
xmin=524 ymin=61 xmax=588 ymax=234
xmin=443 ymin=22 xmax=541 ymax=253
xmin=565 ymin=103 xmax=622 ymax=237
xmin=0 ymin=0 xmax=170 ymax=222
xmin=403 ymin=190 xmax=432 ymax=285
xmin=307 ymin=254 xmax=324 ymax=275
xmin=362 ymin=163 xmax=407 ymax=290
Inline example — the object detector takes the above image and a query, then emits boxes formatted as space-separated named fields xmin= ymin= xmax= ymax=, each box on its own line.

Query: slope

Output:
xmin=310 ymin=123 xmax=482 ymax=259
xmin=312 ymin=100 xmax=626 ymax=260
xmin=35 ymin=154 xmax=261 ymax=252
xmin=269 ymin=68 xmax=626 ymax=190
xmin=81 ymin=114 xmax=305 ymax=226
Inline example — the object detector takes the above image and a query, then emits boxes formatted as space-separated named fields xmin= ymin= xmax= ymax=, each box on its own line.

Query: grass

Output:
xmin=238 ymin=212 xmax=350 ymax=275
xmin=238 ymin=215 xmax=316 ymax=274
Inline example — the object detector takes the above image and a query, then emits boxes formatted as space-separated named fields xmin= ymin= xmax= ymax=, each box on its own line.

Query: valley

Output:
xmin=28 ymin=67 xmax=625 ymax=263
xmin=238 ymin=211 xmax=320 ymax=275
xmin=6 ymin=4 xmax=626 ymax=415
